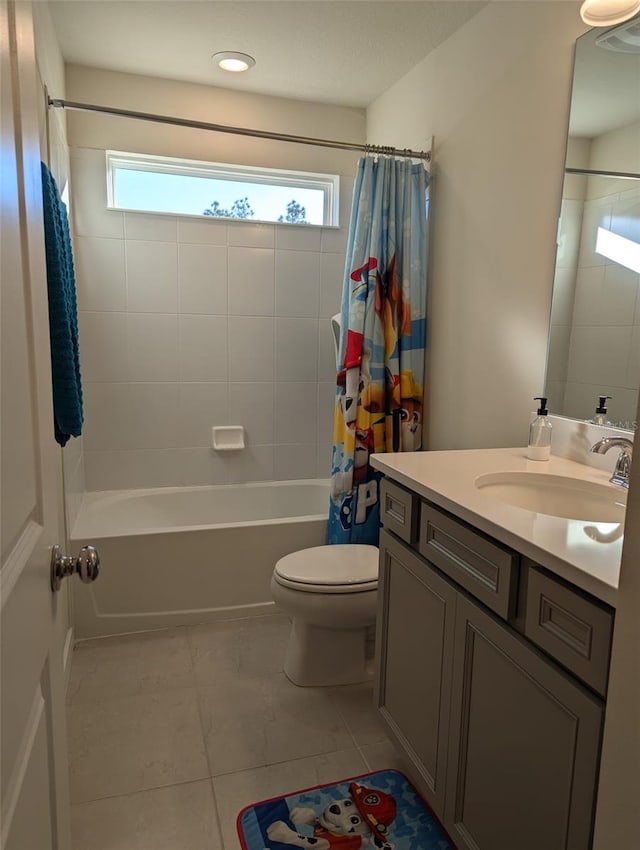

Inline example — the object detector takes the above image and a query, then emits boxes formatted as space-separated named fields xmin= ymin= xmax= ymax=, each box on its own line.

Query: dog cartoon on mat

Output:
xmin=266 ymin=782 xmax=396 ymax=849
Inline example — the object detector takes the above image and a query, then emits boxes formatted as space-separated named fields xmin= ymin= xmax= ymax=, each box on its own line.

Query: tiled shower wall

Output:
xmin=71 ymin=147 xmax=352 ymax=491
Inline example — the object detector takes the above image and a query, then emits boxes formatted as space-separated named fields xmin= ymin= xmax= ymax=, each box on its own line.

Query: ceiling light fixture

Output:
xmin=212 ymin=51 xmax=255 ymax=73
xmin=579 ymin=0 xmax=640 ymax=25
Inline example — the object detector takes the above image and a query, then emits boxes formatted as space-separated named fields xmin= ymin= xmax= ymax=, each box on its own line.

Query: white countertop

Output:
xmin=370 ymin=448 xmax=624 ymax=607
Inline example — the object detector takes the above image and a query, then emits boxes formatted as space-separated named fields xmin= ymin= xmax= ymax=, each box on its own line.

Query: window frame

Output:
xmin=105 ymin=150 xmax=340 ymax=227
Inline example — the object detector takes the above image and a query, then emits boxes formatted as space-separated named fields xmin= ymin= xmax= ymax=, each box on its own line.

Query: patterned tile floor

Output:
xmin=67 ymin=614 xmax=407 ymax=850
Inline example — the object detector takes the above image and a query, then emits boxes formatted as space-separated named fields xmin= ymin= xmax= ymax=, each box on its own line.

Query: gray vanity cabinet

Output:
xmin=444 ymin=594 xmax=603 ymax=850
xmin=375 ymin=529 xmax=456 ymax=816
xmin=376 ymin=482 xmax=609 ymax=850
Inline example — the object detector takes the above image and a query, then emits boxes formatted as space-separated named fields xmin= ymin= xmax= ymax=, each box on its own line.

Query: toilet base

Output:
xmin=283 ymin=619 xmax=373 ymax=687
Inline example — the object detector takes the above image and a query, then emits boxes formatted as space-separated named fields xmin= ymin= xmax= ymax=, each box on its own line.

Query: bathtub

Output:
xmin=70 ymin=480 xmax=329 ymax=638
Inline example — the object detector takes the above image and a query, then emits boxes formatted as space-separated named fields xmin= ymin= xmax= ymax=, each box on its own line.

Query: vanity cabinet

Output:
xmin=376 ymin=481 xmax=610 ymax=850
xmin=375 ymin=529 xmax=456 ymax=815
xmin=445 ymin=593 xmax=602 ymax=850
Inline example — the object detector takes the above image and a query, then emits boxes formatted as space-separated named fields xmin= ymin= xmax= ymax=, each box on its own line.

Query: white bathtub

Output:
xmin=71 ymin=480 xmax=329 ymax=638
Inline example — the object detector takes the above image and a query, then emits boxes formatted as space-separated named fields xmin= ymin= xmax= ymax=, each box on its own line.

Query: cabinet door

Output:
xmin=445 ymin=595 xmax=603 ymax=850
xmin=375 ymin=530 xmax=456 ymax=817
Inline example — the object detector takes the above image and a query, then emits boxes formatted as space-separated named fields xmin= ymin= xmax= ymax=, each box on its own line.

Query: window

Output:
xmin=106 ymin=151 xmax=339 ymax=226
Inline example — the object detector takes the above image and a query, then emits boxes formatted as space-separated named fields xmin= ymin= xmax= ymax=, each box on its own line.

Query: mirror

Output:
xmin=545 ymin=23 xmax=640 ymax=429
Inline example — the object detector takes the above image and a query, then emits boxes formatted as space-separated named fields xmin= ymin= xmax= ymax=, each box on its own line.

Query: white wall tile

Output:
xmin=601 ymin=263 xmax=639 ymax=325
xmin=275 ymin=224 xmax=321 ymax=252
xmin=83 ymin=383 xmax=134 ymax=451
xmin=572 ymin=266 xmax=604 ymax=326
xmin=567 ymin=325 xmax=632 ymax=386
xmin=578 ymin=201 xmax=612 ymax=269
xmin=178 ymin=448 xmax=228 ymax=485
xmin=84 ymin=449 xmax=184 ymax=491
xmin=126 ymin=241 xmax=178 ymax=313
xmin=611 ymin=193 xmax=640 ymax=243
xmin=550 ymin=266 xmax=577 ymax=328
xmin=546 ymin=323 xmax=571 ymax=384
xmin=75 ymin=237 xmax=126 ymax=312
xmin=70 ymin=149 xmax=124 ymax=239
xmin=220 ymin=445 xmax=274 ymax=484
xmin=275 ymin=250 xmax=320 ymax=317
xmin=321 ymin=227 xmax=348 ymax=254
xmin=228 ymin=317 xmax=274 ymax=381
xmin=178 ymin=217 xmax=227 ymax=245
xmin=626 ymin=325 xmax=640 ymax=389
xmin=275 ymin=382 xmax=318 ymax=445
xmin=317 ymin=382 xmax=336 ymax=445
xmin=179 ymin=315 xmax=228 ymax=381
xmin=179 ymin=245 xmax=227 ymax=315
xmin=274 ymin=444 xmax=318 ymax=481
xmin=316 ymin=442 xmax=332 ymax=479
xmin=318 ymin=319 xmax=337 ymax=382
xmin=124 ymin=213 xmax=177 ymax=242
xmin=275 ymin=318 xmax=318 ymax=381
xmin=228 ymin=383 xmax=275 ymax=445
xmin=127 ymin=314 xmax=179 ymax=382
xmin=319 ymin=252 xmax=345 ymax=317
xmin=227 ymin=222 xmax=274 ymax=248
xmin=178 ymin=383 xmax=229 ymax=447
xmin=76 ymin=178 xmax=336 ymax=489
xmin=228 ymin=247 xmax=275 ymax=316
xmin=555 ymin=199 xmax=583 ymax=270
xmin=78 ymin=312 xmax=128 ymax=382
xmin=125 ymin=383 xmax=181 ymax=450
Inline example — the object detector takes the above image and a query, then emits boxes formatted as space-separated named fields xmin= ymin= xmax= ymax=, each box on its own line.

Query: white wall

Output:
xmin=65 ymin=67 xmax=363 ymax=490
xmin=367 ymin=1 xmax=585 ymax=450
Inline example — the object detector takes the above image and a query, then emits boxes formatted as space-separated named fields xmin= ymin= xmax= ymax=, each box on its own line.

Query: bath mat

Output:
xmin=237 ymin=768 xmax=455 ymax=850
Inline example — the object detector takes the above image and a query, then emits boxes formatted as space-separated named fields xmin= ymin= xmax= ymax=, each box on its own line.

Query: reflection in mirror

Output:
xmin=545 ymin=23 xmax=640 ymax=428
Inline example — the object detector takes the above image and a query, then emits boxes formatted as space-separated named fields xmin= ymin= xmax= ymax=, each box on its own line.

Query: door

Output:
xmin=1 ymin=2 xmax=71 ymax=848
xmin=444 ymin=594 xmax=604 ymax=850
xmin=375 ymin=529 xmax=456 ymax=817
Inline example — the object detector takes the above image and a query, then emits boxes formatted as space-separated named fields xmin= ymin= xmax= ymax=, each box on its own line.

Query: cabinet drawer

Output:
xmin=418 ymin=503 xmax=519 ymax=620
xmin=380 ymin=478 xmax=418 ymax=543
xmin=524 ymin=567 xmax=613 ymax=697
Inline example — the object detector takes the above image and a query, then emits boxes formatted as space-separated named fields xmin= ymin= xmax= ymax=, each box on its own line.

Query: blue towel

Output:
xmin=41 ymin=162 xmax=83 ymax=446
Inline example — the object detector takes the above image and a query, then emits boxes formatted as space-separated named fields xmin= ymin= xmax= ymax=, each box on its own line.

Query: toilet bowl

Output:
xmin=271 ymin=544 xmax=379 ymax=687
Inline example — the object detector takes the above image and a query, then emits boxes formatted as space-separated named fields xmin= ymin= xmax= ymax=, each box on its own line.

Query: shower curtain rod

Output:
xmin=565 ymin=166 xmax=640 ymax=180
xmin=47 ymin=97 xmax=431 ymax=162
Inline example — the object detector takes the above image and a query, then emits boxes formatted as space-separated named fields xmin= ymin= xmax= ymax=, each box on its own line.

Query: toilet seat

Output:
xmin=274 ymin=544 xmax=378 ymax=594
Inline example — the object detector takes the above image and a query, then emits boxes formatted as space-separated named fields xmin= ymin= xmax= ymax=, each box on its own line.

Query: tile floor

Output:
xmin=67 ymin=614 xmax=407 ymax=850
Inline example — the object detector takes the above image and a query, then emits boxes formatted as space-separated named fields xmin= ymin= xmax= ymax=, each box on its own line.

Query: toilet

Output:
xmin=271 ymin=544 xmax=379 ymax=687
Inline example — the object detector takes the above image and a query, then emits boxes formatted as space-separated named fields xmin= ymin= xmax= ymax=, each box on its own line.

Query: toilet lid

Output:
xmin=274 ymin=544 xmax=379 ymax=593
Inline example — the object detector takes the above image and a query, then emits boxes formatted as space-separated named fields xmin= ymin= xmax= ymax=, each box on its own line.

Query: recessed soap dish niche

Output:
xmin=211 ymin=425 xmax=245 ymax=451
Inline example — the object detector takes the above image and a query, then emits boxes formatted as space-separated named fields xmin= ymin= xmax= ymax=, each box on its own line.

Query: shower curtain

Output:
xmin=329 ymin=155 xmax=429 ymax=545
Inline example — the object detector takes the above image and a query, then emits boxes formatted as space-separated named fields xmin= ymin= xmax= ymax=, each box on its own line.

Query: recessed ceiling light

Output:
xmin=212 ymin=51 xmax=256 ymax=73
xmin=580 ymin=0 xmax=640 ymax=25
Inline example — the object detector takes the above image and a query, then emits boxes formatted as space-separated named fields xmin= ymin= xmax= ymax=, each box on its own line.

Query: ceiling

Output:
xmin=48 ymin=0 xmax=487 ymax=108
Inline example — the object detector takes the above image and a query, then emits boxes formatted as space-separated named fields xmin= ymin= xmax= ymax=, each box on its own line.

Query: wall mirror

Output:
xmin=545 ymin=21 xmax=640 ymax=428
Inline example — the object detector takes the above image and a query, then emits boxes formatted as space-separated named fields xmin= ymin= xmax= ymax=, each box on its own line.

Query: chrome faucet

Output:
xmin=591 ymin=436 xmax=634 ymax=488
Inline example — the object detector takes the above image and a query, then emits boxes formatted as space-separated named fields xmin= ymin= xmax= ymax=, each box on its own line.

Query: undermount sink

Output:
xmin=474 ymin=471 xmax=627 ymax=523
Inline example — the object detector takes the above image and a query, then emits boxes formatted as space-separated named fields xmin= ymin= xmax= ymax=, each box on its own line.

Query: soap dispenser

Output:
xmin=591 ymin=396 xmax=612 ymax=426
xmin=527 ymin=397 xmax=552 ymax=461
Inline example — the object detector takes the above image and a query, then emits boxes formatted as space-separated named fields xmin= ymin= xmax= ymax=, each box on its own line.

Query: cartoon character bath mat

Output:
xmin=237 ymin=769 xmax=455 ymax=850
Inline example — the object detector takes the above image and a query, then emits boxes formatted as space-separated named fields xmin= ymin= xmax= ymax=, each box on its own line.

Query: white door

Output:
xmin=1 ymin=1 xmax=72 ymax=848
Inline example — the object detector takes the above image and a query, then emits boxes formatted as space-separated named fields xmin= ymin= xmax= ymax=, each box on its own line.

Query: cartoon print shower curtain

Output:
xmin=329 ymin=156 xmax=429 ymax=545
